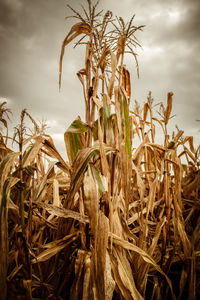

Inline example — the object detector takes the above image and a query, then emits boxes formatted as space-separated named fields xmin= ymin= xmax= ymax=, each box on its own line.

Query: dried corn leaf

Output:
xmin=179 ymin=266 xmax=188 ymax=300
xmin=174 ymin=130 xmax=184 ymax=143
xmin=32 ymin=232 xmax=79 ymax=263
xmin=0 ymin=192 xmax=8 ymax=300
xmin=82 ymin=252 xmax=92 ymax=300
xmin=132 ymin=114 xmax=140 ymax=138
xmin=0 ymin=152 xmax=19 ymax=197
xmin=188 ymin=136 xmax=195 ymax=154
xmin=176 ymin=217 xmax=191 ymax=257
xmin=83 ymin=166 xmax=98 ymax=237
xmin=23 ymin=136 xmax=43 ymax=167
xmin=42 ymin=137 xmax=70 ymax=173
xmin=182 ymin=136 xmax=195 ymax=154
xmin=136 ymin=213 xmax=166 ymax=292
xmin=110 ymin=233 xmax=176 ymax=299
xmin=7 ymin=264 xmax=23 ymax=281
xmin=97 ymin=46 xmax=110 ymax=71
xmin=105 ymin=251 xmax=115 ymax=300
xmin=59 ymin=22 xmax=91 ymax=89
xmin=32 ymin=162 xmax=55 ymax=201
xmin=71 ymin=250 xmax=91 ymax=300
xmin=0 ymin=176 xmax=20 ymax=300
xmin=94 ymin=212 xmax=109 ymax=299
xmin=111 ymin=247 xmax=144 ymax=300
xmin=34 ymin=201 xmax=89 ymax=223
xmin=146 ymin=177 xmax=158 ymax=216
xmin=148 ymin=213 xmax=165 ymax=257
xmin=52 ymin=179 xmax=60 ymax=207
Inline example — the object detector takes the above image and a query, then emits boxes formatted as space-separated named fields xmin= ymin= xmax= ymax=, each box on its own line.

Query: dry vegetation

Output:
xmin=0 ymin=1 xmax=200 ymax=299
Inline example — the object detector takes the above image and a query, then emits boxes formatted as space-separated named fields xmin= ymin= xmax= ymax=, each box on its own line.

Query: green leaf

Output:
xmin=67 ymin=118 xmax=89 ymax=133
xmin=93 ymin=119 xmax=98 ymax=141
xmin=64 ymin=117 xmax=88 ymax=164
xmin=93 ymin=166 xmax=106 ymax=196
xmin=69 ymin=143 xmax=116 ymax=202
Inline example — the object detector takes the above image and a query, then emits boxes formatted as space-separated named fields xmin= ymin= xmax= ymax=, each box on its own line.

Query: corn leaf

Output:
xmin=64 ymin=117 xmax=88 ymax=164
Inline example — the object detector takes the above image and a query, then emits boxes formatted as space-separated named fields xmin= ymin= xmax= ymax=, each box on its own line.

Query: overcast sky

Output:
xmin=0 ymin=0 xmax=199 ymax=157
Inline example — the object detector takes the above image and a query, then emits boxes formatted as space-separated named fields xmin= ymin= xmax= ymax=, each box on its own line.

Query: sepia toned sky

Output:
xmin=0 ymin=0 xmax=199 ymax=156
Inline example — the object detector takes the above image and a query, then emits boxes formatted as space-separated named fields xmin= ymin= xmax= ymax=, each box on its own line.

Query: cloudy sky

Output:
xmin=0 ymin=0 xmax=199 ymax=157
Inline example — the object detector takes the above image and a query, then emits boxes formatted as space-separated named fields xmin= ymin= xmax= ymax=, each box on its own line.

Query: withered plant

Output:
xmin=0 ymin=1 xmax=200 ymax=299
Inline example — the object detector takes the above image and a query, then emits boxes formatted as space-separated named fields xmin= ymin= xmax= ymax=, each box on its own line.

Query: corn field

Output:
xmin=0 ymin=1 xmax=200 ymax=299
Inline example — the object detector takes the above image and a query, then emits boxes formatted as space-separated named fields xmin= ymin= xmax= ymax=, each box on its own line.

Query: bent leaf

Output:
xmin=64 ymin=117 xmax=88 ymax=164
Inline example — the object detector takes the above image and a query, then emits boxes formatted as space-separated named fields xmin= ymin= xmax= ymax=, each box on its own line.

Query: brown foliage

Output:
xmin=0 ymin=1 xmax=199 ymax=299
